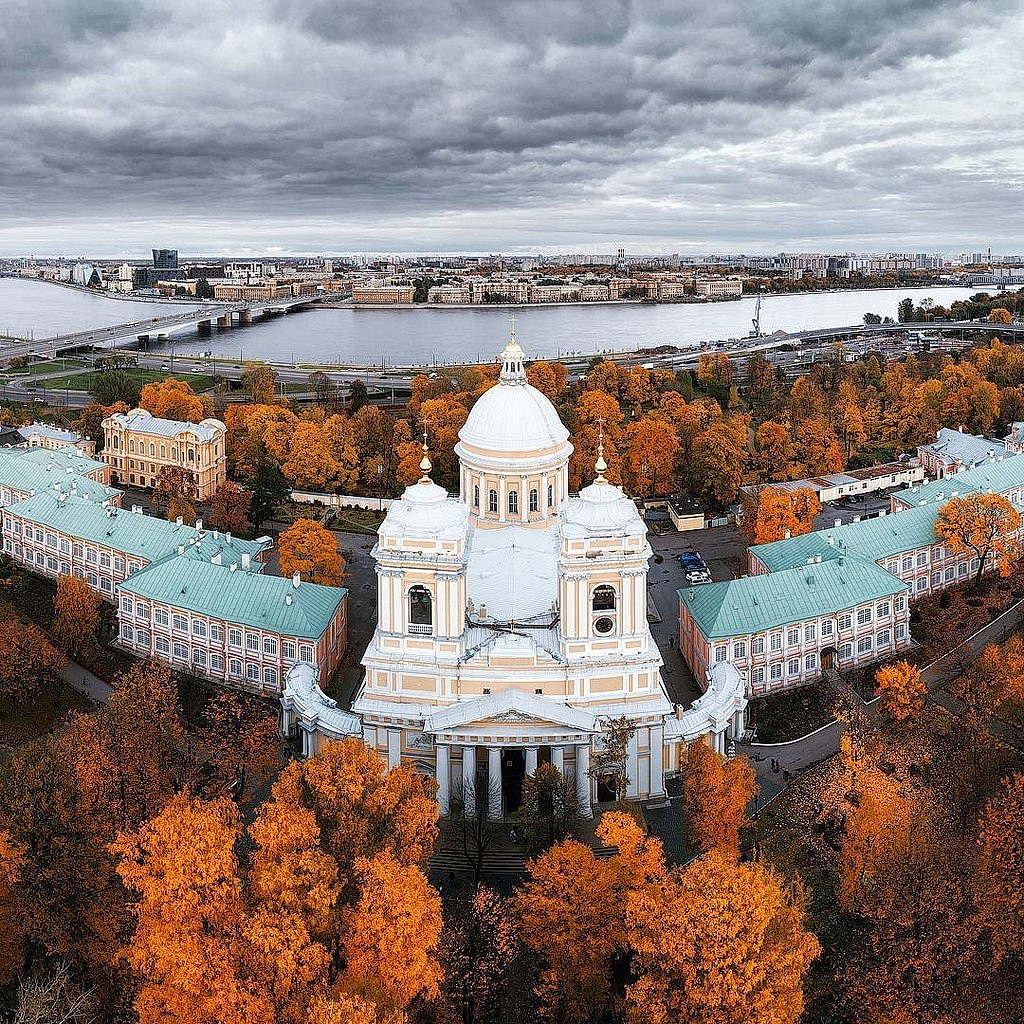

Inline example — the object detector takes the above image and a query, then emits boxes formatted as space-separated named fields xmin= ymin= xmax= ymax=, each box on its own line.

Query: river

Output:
xmin=0 ymin=278 xmax=998 ymax=366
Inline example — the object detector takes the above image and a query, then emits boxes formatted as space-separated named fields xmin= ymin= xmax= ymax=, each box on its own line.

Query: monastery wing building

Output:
xmin=282 ymin=332 xmax=747 ymax=819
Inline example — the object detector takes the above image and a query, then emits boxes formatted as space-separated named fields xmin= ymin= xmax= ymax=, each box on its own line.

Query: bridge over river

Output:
xmin=0 ymin=291 xmax=349 ymax=363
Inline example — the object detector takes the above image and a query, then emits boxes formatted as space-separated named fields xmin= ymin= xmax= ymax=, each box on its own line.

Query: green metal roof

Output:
xmin=0 ymin=449 xmax=118 ymax=504
xmin=4 ymin=492 xmax=267 ymax=566
xmin=679 ymin=559 xmax=909 ymax=640
xmin=749 ymin=503 xmax=944 ymax=573
xmin=891 ymin=456 xmax=1024 ymax=508
xmin=17 ymin=444 xmax=108 ymax=476
xmin=119 ymin=556 xmax=346 ymax=638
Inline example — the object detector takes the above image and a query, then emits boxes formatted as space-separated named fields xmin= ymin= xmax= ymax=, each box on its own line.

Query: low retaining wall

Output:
xmin=290 ymin=490 xmax=394 ymax=511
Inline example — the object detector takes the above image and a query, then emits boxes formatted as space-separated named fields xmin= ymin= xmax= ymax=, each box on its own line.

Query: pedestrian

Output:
xmin=509 ymin=826 xmax=518 ymax=845
xmin=668 ymin=635 xmax=675 ymax=648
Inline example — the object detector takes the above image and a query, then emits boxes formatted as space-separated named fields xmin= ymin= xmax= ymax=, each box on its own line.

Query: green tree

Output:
xmin=349 ymin=379 xmax=369 ymax=413
xmin=897 ymin=297 xmax=915 ymax=323
xmin=194 ymin=278 xmax=215 ymax=300
xmin=247 ymin=449 xmax=289 ymax=531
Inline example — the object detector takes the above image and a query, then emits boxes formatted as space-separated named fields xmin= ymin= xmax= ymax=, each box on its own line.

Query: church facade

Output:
xmin=282 ymin=333 xmax=747 ymax=818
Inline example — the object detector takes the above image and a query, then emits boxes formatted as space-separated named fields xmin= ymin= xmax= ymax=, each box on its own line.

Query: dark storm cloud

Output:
xmin=0 ymin=0 xmax=1021 ymax=253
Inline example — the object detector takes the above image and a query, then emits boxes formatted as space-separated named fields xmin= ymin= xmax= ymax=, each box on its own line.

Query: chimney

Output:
xmin=827 ymin=536 xmax=835 ymax=546
xmin=853 ymin=516 xmax=861 ymax=522
xmin=675 ymin=703 xmax=683 ymax=719
xmin=834 ymin=519 xmax=842 ymax=527
xmin=176 ymin=544 xmax=184 ymax=554
xmin=292 ymin=571 xmax=300 ymax=588
xmin=230 ymin=562 xmax=237 ymax=572
xmin=784 ymin=529 xmax=791 ymax=539
xmin=176 ymin=516 xmax=183 ymax=526
xmin=132 ymin=505 xmax=142 ymax=514
xmin=286 ymin=594 xmax=293 ymax=605
xmin=242 ymin=552 xmax=250 ymax=571
xmin=226 ymin=531 xmax=232 ymax=543
xmin=195 ymin=518 xmax=203 ymax=532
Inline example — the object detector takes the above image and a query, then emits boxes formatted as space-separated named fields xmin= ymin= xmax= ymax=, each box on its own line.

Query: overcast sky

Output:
xmin=2 ymin=0 xmax=1023 ymax=257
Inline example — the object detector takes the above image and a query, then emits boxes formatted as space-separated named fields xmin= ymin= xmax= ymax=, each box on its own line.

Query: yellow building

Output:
xmin=102 ymin=408 xmax=226 ymax=500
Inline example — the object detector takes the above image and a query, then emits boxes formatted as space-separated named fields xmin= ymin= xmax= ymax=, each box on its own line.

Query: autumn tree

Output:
xmin=342 ymin=852 xmax=444 ymax=1015
xmin=589 ymin=715 xmax=636 ymax=805
xmin=139 ymin=378 xmax=213 ymax=422
xmin=439 ymin=885 xmax=516 ymax=1024
xmin=241 ymin=360 xmax=279 ymax=404
xmin=206 ymin=480 xmax=252 ymax=535
xmin=114 ymin=793 xmax=260 ymax=1024
xmin=516 ymin=812 xmax=665 ymax=1023
xmin=935 ymin=492 xmax=1021 ymax=585
xmin=282 ymin=419 xmax=338 ymax=492
xmin=742 ymin=485 xmax=821 ymax=545
xmin=793 ymin=416 xmax=844 ymax=476
xmin=278 ymin=518 xmax=346 ymax=586
xmin=754 ymin=419 xmax=797 ymax=482
xmin=989 ymin=307 xmax=1014 ymax=325
xmin=975 ymin=773 xmax=1024 ymax=963
xmin=153 ymin=465 xmax=197 ymax=512
xmin=516 ymin=763 xmax=584 ymax=855
xmin=689 ymin=418 xmax=749 ymax=505
xmin=874 ymin=660 xmax=926 ymax=723
xmin=53 ymin=573 xmax=101 ymax=657
xmin=0 ymin=830 xmax=26 ymax=984
xmin=682 ymin=739 xmax=757 ymax=860
xmin=73 ymin=401 xmax=109 ymax=444
xmin=625 ymin=852 xmax=820 ymax=1024
xmin=0 ymin=619 xmax=65 ymax=701
xmin=198 ymin=689 xmax=280 ymax=801
xmin=527 ymin=360 xmax=569 ymax=401
xmin=165 ymin=495 xmax=196 ymax=525
xmin=623 ymin=415 xmax=679 ymax=496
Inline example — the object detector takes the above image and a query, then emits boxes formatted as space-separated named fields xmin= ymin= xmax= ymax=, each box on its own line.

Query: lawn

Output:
xmin=26 ymin=370 xmax=220 ymax=393
xmin=748 ymin=680 xmax=837 ymax=743
xmin=15 ymin=358 xmax=89 ymax=376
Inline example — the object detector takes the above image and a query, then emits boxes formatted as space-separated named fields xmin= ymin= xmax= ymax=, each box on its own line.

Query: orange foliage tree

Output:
xmin=165 ymin=495 xmax=196 ymax=525
xmin=241 ymin=361 xmax=279 ymax=404
xmin=206 ymin=480 xmax=252 ymax=534
xmin=624 ymin=851 xmax=820 ymax=1024
xmin=53 ymin=573 xmax=101 ymax=657
xmin=282 ymin=419 xmax=339 ymax=491
xmin=975 ymin=773 xmax=1024 ymax=964
xmin=743 ymin=485 xmax=821 ymax=545
xmin=682 ymin=739 xmax=757 ymax=860
xmin=874 ymin=661 xmax=926 ymax=723
xmin=515 ymin=812 xmax=664 ymax=1022
xmin=623 ymin=415 xmax=679 ymax=496
xmin=138 ymin=378 xmax=213 ymax=422
xmin=935 ymin=492 xmax=1021 ymax=585
xmin=0 ymin=830 xmax=26 ymax=984
xmin=278 ymin=518 xmax=346 ymax=586
xmin=0 ymin=619 xmax=65 ymax=700
xmin=527 ymin=360 xmax=569 ymax=401
xmin=989 ymin=307 xmax=1014 ymax=324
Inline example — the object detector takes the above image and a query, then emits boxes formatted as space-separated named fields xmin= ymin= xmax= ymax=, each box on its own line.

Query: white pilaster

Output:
xmin=525 ymin=745 xmax=538 ymax=776
xmin=649 ymin=724 xmax=664 ymax=797
xmin=551 ymin=745 xmax=564 ymax=773
xmin=436 ymin=744 xmax=450 ymax=816
xmin=488 ymin=746 xmax=503 ymax=820
xmin=576 ymin=743 xmax=592 ymax=818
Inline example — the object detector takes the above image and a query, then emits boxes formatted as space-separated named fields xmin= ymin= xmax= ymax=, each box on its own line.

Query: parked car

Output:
xmin=684 ymin=569 xmax=714 ymax=586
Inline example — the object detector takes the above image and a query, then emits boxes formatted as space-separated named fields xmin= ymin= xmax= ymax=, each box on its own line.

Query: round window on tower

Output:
xmin=594 ymin=616 xmax=615 ymax=635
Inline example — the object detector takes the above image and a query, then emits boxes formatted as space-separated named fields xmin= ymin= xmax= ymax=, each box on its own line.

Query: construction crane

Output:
xmin=749 ymin=291 xmax=764 ymax=337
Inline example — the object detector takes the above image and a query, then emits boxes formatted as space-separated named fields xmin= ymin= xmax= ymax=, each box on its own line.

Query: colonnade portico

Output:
xmin=434 ymin=738 xmax=594 ymax=820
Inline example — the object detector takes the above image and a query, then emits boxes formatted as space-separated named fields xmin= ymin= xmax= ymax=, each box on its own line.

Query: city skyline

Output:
xmin=3 ymin=0 xmax=1023 ymax=255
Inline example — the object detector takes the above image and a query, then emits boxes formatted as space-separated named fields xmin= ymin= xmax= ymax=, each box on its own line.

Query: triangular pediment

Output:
xmin=425 ymin=688 xmax=597 ymax=734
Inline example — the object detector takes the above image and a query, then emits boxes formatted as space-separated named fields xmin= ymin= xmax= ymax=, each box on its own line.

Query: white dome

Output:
xmin=457 ymin=336 xmax=569 ymax=456
xmin=561 ymin=480 xmax=645 ymax=537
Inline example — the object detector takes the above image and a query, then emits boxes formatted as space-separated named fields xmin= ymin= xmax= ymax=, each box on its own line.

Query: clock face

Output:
xmin=594 ymin=616 xmax=614 ymax=635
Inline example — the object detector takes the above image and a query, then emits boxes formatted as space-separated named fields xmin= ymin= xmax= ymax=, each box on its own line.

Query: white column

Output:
xmin=280 ymin=699 xmax=293 ymax=736
xmin=520 ymin=475 xmax=528 ymax=522
xmin=387 ymin=728 xmax=401 ymax=768
xmin=436 ymin=744 xmax=450 ymax=816
xmin=462 ymin=745 xmax=477 ymax=815
xmin=525 ymin=745 xmax=538 ymax=777
xmin=551 ymin=745 xmax=564 ymax=773
xmin=649 ymin=724 xmax=664 ymax=798
xmin=488 ymin=746 xmax=503 ymax=820
xmin=576 ymin=743 xmax=592 ymax=818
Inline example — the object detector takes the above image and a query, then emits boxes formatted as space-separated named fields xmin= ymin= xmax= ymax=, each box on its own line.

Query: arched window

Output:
xmin=409 ymin=586 xmax=433 ymax=633
xmin=529 ymin=488 xmax=539 ymax=512
xmin=547 ymin=483 xmax=553 ymax=507
xmin=488 ymin=489 xmax=498 ymax=513
xmin=473 ymin=484 xmax=480 ymax=508
xmin=508 ymin=490 xmax=519 ymax=515
xmin=593 ymin=585 xmax=616 ymax=611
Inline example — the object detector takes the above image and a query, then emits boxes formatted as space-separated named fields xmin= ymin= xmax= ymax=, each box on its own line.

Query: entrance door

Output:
xmin=501 ymin=749 xmax=526 ymax=815
xmin=821 ymin=647 xmax=837 ymax=672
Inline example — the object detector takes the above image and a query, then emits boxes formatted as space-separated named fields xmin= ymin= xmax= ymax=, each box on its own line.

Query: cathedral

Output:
xmin=283 ymin=330 xmax=748 ymax=818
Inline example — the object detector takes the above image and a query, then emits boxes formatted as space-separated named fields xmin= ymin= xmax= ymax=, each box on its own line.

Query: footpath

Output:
xmin=741 ymin=596 xmax=1024 ymax=811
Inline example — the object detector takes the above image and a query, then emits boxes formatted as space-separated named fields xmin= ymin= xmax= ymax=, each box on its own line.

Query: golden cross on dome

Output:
xmin=594 ymin=418 xmax=608 ymax=484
